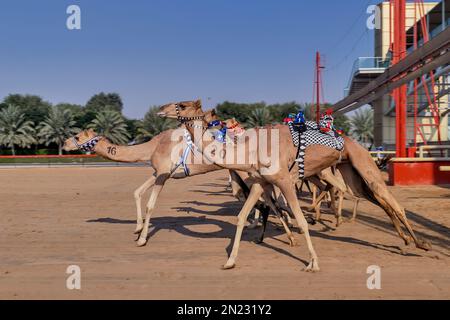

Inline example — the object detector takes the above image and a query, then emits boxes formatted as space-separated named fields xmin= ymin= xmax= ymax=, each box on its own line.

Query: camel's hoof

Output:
xmin=417 ymin=239 xmax=432 ymax=251
xmin=134 ymin=225 xmax=144 ymax=234
xmin=289 ymin=238 xmax=300 ymax=247
xmin=136 ymin=237 xmax=147 ymax=247
xmin=253 ymin=237 xmax=264 ymax=244
xmin=403 ymin=235 xmax=414 ymax=246
xmin=222 ymin=262 xmax=236 ymax=270
xmin=303 ymin=260 xmax=320 ymax=272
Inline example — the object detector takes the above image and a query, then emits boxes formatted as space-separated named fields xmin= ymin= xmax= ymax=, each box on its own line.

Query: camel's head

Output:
xmin=157 ymin=99 xmax=204 ymax=121
xmin=224 ymin=118 xmax=239 ymax=129
xmin=204 ymin=109 xmax=218 ymax=123
xmin=225 ymin=118 xmax=245 ymax=135
xmin=63 ymin=129 xmax=98 ymax=152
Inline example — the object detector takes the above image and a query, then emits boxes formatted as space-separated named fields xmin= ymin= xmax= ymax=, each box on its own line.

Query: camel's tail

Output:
xmin=341 ymin=136 xmax=431 ymax=251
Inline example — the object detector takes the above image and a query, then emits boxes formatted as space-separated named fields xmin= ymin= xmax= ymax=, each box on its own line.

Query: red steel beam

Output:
xmin=393 ymin=0 xmax=407 ymax=157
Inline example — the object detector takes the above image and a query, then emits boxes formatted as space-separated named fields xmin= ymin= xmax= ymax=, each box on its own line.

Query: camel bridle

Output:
xmin=174 ymin=104 xmax=206 ymax=129
xmin=72 ymin=136 xmax=100 ymax=152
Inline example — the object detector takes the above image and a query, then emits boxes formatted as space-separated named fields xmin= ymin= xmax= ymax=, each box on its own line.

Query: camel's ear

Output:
xmin=87 ymin=128 xmax=95 ymax=135
xmin=194 ymin=99 xmax=202 ymax=109
xmin=211 ymin=109 xmax=216 ymax=116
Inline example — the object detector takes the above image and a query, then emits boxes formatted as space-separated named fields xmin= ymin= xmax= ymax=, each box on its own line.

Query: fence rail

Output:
xmin=0 ymin=154 xmax=97 ymax=159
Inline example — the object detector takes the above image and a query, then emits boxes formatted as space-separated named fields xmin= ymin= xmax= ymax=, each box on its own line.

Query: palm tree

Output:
xmin=37 ymin=106 xmax=79 ymax=155
xmin=88 ymin=109 xmax=130 ymax=144
xmin=0 ymin=105 xmax=36 ymax=155
xmin=246 ymin=107 xmax=272 ymax=128
xmin=136 ymin=106 xmax=176 ymax=143
xmin=349 ymin=107 xmax=374 ymax=147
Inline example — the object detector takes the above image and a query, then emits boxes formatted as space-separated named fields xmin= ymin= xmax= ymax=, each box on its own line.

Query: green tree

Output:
xmin=267 ymin=102 xmax=301 ymax=122
xmin=333 ymin=114 xmax=351 ymax=134
xmin=88 ymin=110 xmax=130 ymax=145
xmin=1 ymin=94 xmax=51 ymax=124
xmin=54 ymin=103 xmax=86 ymax=129
xmin=124 ymin=118 xmax=141 ymax=141
xmin=349 ymin=107 xmax=374 ymax=147
xmin=37 ymin=106 xmax=80 ymax=155
xmin=83 ymin=93 xmax=124 ymax=125
xmin=85 ymin=92 xmax=123 ymax=113
xmin=246 ymin=107 xmax=272 ymax=127
xmin=136 ymin=106 xmax=177 ymax=142
xmin=0 ymin=105 xmax=36 ymax=155
xmin=215 ymin=101 xmax=263 ymax=124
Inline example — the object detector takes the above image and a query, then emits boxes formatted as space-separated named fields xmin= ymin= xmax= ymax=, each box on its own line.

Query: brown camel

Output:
xmin=158 ymin=100 xmax=431 ymax=270
xmin=158 ymin=100 xmax=345 ymax=271
xmin=63 ymin=111 xmax=221 ymax=236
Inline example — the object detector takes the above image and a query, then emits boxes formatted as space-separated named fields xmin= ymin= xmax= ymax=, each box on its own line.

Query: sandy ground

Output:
xmin=0 ymin=167 xmax=449 ymax=299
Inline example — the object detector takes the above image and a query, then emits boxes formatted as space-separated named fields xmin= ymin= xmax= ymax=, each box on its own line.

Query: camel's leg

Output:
xmin=307 ymin=190 xmax=328 ymax=211
xmin=277 ymin=180 xmax=319 ymax=272
xmin=335 ymin=191 xmax=344 ymax=227
xmin=247 ymin=208 xmax=260 ymax=229
xmin=315 ymin=196 xmax=323 ymax=222
xmin=223 ymin=184 xmax=263 ymax=269
xmin=325 ymin=192 xmax=331 ymax=207
xmin=307 ymin=189 xmax=328 ymax=221
xmin=329 ymin=189 xmax=337 ymax=212
xmin=272 ymin=187 xmax=294 ymax=227
xmin=136 ymin=174 xmax=168 ymax=247
xmin=284 ymin=211 xmax=293 ymax=227
xmin=376 ymin=197 xmax=414 ymax=246
xmin=312 ymin=184 xmax=317 ymax=204
xmin=133 ymin=176 xmax=156 ymax=234
xmin=260 ymin=190 xmax=298 ymax=247
xmin=349 ymin=198 xmax=360 ymax=222
xmin=257 ymin=205 xmax=270 ymax=243
xmin=393 ymin=206 xmax=431 ymax=250
xmin=305 ymin=176 xmax=329 ymax=213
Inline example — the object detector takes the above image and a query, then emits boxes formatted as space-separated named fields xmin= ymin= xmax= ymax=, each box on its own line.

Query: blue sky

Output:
xmin=0 ymin=0 xmax=380 ymax=119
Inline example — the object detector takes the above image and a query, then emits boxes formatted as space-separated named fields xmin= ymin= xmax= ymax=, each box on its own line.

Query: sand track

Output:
xmin=0 ymin=167 xmax=449 ymax=299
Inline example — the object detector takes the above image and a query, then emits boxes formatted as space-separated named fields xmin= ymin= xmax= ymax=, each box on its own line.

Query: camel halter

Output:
xmin=73 ymin=136 xmax=100 ymax=152
xmin=174 ymin=104 xmax=206 ymax=129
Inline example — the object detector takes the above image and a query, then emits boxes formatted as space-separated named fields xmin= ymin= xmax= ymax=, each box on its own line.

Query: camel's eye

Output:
xmin=75 ymin=136 xmax=80 ymax=141
xmin=180 ymin=105 xmax=186 ymax=110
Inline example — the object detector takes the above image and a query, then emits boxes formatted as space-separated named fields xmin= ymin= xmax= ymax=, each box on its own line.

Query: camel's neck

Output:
xmin=93 ymin=138 xmax=157 ymax=163
xmin=184 ymin=120 xmax=248 ymax=171
xmin=184 ymin=121 xmax=211 ymax=151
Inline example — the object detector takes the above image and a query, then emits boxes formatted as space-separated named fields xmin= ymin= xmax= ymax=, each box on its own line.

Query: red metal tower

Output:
xmin=312 ymin=51 xmax=325 ymax=123
xmin=392 ymin=0 xmax=408 ymax=157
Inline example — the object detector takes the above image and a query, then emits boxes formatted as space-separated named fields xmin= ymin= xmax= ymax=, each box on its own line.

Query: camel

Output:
xmin=157 ymin=99 xmax=431 ymax=271
xmin=63 ymin=110 xmax=221 ymax=234
xmin=62 ymin=110 xmax=297 ymax=249
xmin=158 ymin=100 xmax=348 ymax=271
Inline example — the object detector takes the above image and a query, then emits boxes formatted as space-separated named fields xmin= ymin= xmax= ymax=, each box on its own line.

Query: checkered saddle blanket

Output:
xmin=288 ymin=121 xmax=344 ymax=179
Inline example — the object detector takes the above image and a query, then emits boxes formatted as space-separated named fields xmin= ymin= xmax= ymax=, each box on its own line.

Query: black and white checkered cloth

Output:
xmin=288 ymin=121 xmax=344 ymax=179
xmin=74 ymin=136 xmax=100 ymax=152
